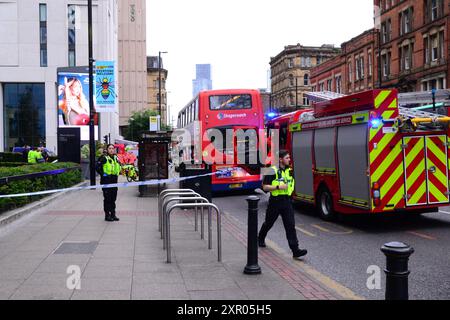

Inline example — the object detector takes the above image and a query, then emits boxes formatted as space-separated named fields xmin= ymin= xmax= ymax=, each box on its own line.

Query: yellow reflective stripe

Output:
xmin=370 ymin=130 xmax=397 ymax=163
xmin=388 ymin=98 xmax=397 ymax=109
xmin=371 ymin=140 xmax=403 ymax=182
xmin=383 ymin=187 xmax=404 ymax=211
xmin=409 ymin=181 xmax=427 ymax=205
xmin=428 ymin=181 xmax=449 ymax=202
xmin=406 ymin=160 xmax=425 ymax=192
xmin=380 ymin=161 xmax=403 ymax=199
xmin=427 ymin=137 xmax=447 ymax=167
xmin=375 ymin=90 xmax=391 ymax=109
xmin=381 ymin=110 xmax=395 ymax=119
xmin=427 ymin=158 xmax=447 ymax=185
xmin=369 ymin=125 xmax=383 ymax=141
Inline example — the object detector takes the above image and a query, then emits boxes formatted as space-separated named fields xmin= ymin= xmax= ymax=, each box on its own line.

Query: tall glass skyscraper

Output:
xmin=192 ymin=64 xmax=212 ymax=97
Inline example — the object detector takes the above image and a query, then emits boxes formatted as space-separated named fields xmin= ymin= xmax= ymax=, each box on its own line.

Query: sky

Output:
xmin=146 ymin=0 xmax=375 ymax=125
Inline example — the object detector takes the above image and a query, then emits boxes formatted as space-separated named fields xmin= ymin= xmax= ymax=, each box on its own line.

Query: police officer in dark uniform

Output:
xmin=258 ymin=150 xmax=307 ymax=260
xmin=96 ymin=144 xmax=121 ymax=222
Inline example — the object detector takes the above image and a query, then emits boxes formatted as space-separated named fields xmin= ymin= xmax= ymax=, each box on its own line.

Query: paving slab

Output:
xmin=0 ymin=181 xmax=344 ymax=300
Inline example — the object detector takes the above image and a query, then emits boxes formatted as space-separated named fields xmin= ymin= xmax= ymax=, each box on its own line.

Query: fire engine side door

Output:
xmin=403 ymin=136 xmax=427 ymax=206
xmin=425 ymin=135 xmax=449 ymax=204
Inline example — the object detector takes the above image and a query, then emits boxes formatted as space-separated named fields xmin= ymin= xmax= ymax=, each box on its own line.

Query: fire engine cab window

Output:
xmin=209 ymin=95 xmax=252 ymax=110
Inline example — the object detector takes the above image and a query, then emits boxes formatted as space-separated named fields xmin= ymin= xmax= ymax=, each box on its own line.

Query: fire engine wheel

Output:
xmin=317 ymin=188 xmax=336 ymax=221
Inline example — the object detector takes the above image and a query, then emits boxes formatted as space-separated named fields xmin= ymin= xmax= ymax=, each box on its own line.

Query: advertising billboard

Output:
xmin=57 ymin=67 xmax=99 ymax=141
xmin=95 ymin=61 xmax=117 ymax=112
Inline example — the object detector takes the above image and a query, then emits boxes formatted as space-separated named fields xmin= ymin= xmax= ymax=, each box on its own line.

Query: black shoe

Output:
xmin=111 ymin=212 xmax=120 ymax=221
xmin=293 ymin=249 xmax=308 ymax=260
xmin=105 ymin=213 xmax=114 ymax=222
xmin=258 ymin=237 xmax=267 ymax=248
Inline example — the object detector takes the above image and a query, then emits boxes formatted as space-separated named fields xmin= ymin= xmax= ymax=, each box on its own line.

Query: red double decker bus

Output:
xmin=175 ymin=89 xmax=264 ymax=192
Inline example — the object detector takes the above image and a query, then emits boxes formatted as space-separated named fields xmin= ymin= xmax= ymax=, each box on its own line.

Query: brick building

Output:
xmin=310 ymin=0 xmax=450 ymax=95
xmin=376 ymin=0 xmax=449 ymax=92
xmin=270 ymin=44 xmax=341 ymax=112
xmin=310 ymin=29 xmax=378 ymax=94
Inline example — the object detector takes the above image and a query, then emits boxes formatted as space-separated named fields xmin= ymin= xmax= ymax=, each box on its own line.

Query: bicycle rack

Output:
xmin=160 ymin=191 xmax=201 ymax=239
xmin=162 ymin=196 xmax=209 ymax=250
xmin=165 ymin=203 xmax=221 ymax=263
xmin=158 ymin=189 xmax=195 ymax=232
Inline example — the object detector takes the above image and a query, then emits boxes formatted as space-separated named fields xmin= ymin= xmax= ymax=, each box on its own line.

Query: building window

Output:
xmin=368 ymin=52 xmax=373 ymax=76
xmin=288 ymin=74 xmax=294 ymax=87
xmin=288 ymin=58 xmax=294 ymax=68
xmin=3 ymin=83 xmax=46 ymax=151
xmin=400 ymin=43 xmax=413 ymax=72
xmin=382 ymin=52 xmax=391 ymax=78
xmin=39 ymin=4 xmax=47 ymax=67
xmin=303 ymin=95 xmax=309 ymax=106
xmin=348 ymin=62 xmax=353 ymax=83
xmin=289 ymin=94 xmax=295 ymax=106
xmin=327 ymin=79 xmax=332 ymax=91
xmin=381 ymin=19 xmax=391 ymax=43
xmin=68 ymin=5 xmax=76 ymax=67
xmin=355 ymin=58 xmax=360 ymax=81
xmin=335 ymin=75 xmax=342 ymax=93
xmin=425 ymin=0 xmax=443 ymax=23
xmin=304 ymin=74 xmax=309 ymax=86
xmin=431 ymin=33 xmax=439 ymax=61
xmin=400 ymin=7 xmax=413 ymax=36
xmin=424 ymin=37 xmax=430 ymax=64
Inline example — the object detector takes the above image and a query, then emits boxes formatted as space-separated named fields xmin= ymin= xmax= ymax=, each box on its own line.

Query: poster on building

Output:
xmin=57 ymin=67 xmax=99 ymax=141
xmin=149 ymin=116 xmax=160 ymax=131
xmin=95 ymin=61 xmax=117 ymax=112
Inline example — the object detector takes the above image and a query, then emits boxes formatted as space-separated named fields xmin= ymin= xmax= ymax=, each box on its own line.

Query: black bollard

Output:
xmin=244 ymin=196 xmax=262 ymax=275
xmin=381 ymin=241 xmax=414 ymax=300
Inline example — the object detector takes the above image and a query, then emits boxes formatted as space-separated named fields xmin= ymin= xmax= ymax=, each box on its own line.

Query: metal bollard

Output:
xmin=381 ymin=241 xmax=414 ymax=300
xmin=244 ymin=196 xmax=261 ymax=275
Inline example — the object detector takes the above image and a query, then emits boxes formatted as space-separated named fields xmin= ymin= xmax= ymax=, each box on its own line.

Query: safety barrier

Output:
xmin=165 ymin=202 xmax=221 ymax=263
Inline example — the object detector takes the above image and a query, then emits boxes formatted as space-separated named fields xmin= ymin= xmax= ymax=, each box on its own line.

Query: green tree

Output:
xmin=124 ymin=109 xmax=171 ymax=141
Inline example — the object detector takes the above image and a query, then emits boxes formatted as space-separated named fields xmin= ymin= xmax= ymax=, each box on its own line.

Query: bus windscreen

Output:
xmin=209 ymin=94 xmax=252 ymax=110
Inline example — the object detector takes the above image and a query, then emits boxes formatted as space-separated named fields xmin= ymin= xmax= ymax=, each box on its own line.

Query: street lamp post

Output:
xmin=158 ymin=51 xmax=168 ymax=125
xmin=88 ymin=0 xmax=96 ymax=186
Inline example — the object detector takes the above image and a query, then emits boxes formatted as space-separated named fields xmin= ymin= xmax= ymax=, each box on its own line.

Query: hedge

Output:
xmin=0 ymin=162 xmax=82 ymax=213
xmin=0 ymin=152 xmax=24 ymax=163
xmin=0 ymin=162 xmax=29 ymax=168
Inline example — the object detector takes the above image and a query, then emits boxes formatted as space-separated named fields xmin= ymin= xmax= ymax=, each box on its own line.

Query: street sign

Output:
xmin=150 ymin=115 xmax=161 ymax=132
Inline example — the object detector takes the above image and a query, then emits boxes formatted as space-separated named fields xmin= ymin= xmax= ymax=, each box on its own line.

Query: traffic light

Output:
xmin=103 ymin=135 xmax=108 ymax=145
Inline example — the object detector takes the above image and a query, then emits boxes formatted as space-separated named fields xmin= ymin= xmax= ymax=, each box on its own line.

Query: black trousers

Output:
xmin=258 ymin=196 xmax=299 ymax=252
xmin=101 ymin=175 xmax=118 ymax=214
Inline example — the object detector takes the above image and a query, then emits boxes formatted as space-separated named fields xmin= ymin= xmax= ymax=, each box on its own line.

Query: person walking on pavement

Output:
xmin=258 ymin=150 xmax=307 ymax=260
xmin=96 ymin=144 xmax=121 ymax=222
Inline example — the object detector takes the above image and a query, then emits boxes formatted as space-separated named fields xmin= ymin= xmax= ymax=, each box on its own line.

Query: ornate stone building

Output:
xmin=270 ymin=44 xmax=341 ymax=112
xmin=146 ymin=56 xmax=168 ymax=125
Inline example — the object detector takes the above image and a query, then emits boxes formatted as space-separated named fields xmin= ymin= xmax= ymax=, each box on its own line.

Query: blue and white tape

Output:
xmin=0 ymin=170 xmax=226 ymax=199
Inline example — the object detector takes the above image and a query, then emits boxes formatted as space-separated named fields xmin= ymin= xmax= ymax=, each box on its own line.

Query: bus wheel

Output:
xmin=317 ymin=188 xmax=336 ymax=221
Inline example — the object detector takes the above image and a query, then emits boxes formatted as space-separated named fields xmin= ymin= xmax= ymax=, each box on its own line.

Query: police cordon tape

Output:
xmin=0 ymin=169 xmax=231 ymax=199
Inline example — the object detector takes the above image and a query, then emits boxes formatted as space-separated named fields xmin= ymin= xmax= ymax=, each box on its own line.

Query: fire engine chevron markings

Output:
xmin=370 ymin=130 xmax=399 ymax=163
xmin=371 ymin=139 xmax=403 ymax=183
xmin=380 ymin=161 xmax=406 ymax=210
xmin=374 ymin=90 xmax=391 ymax=109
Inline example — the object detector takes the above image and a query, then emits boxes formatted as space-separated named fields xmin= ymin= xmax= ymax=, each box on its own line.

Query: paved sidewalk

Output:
xmin=0 ymin=182 xmax=345 ymax=300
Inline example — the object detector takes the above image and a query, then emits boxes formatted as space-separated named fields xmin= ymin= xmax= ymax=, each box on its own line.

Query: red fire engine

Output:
xmin=269 ymin=89 xmax=450 ymax=220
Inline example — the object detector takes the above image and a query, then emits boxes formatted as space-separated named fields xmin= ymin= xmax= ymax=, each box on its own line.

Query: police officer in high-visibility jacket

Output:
xmin=258 ymin=150 xmax=307 ymax=260
xmin=96 ymin=144 xmax=121 ymax=222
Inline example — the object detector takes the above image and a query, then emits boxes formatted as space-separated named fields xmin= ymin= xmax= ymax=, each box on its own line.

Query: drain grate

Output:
xmin=53 ymin=241 xmax=98 ymax=255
